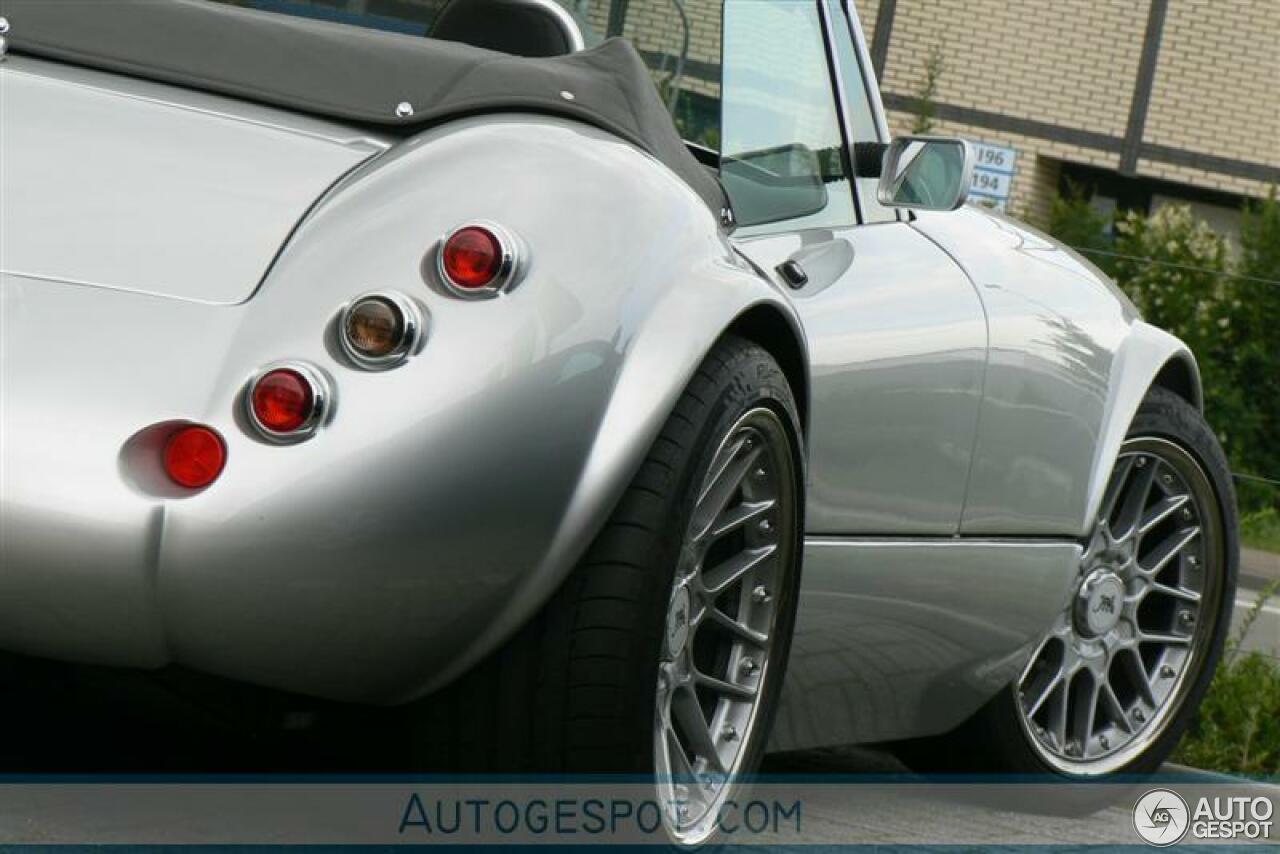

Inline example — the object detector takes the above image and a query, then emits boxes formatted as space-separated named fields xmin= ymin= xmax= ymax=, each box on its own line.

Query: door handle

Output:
xmin=776 ymin=259 xmax=809 ymax=289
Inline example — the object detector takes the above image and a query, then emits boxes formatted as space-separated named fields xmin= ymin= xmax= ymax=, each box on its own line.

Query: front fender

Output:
xmin=1082 ymin=322 xmax=1202 ymax=531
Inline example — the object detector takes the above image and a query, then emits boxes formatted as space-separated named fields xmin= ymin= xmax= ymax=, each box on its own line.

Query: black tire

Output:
xmin=895 ymin=386 xmax=1238 ymax=783
xmin=409 ymin=334 xmax=804 ymax=780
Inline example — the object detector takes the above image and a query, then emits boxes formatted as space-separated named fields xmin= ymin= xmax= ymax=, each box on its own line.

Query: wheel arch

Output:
xmin=1082 ymin=321 xmax=1205 ymax=535
xmin=1151 ymin=352 xmax=1204 ymax=412
xmin=724 ymin=303 xmax=810 ymax=440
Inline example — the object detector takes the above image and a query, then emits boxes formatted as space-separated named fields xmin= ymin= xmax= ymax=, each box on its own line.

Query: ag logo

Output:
xmin=1134 ymin=789 xmax=1190 ymax=846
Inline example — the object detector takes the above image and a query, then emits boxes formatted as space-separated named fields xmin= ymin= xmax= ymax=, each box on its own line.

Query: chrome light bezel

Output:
xmin=436 ymin=220 xmax=520 ymax=299
xmin=244 ymin=361 xmax=331 ymax=444
xmin=338 ymin=291 xmax=425 ymax=370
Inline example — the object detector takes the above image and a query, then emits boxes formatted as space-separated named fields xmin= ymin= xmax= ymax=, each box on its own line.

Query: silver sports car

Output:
xmin=0 ymin=0 xmax=1238 ymax=843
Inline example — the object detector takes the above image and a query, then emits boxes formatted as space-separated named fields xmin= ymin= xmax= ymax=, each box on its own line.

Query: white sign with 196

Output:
xmin=967 ymin=140 xmax=1017 ymax=212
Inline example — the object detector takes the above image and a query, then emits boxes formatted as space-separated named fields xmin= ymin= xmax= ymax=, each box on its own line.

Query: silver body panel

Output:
xmin=1 ymin=59 xmax=794 ymax=703
xmin=733 ymin=223 xmax=986 ymax=535
xmin=0 ymin=18 xmax=1201 ymax=749
xmin=1 ymin=58 xmax=387 ymax=305
xmin=771 ymin=538 xmax=1081 ymax=750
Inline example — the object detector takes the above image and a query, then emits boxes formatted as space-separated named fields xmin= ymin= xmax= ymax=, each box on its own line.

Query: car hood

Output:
xmin=0 ymin=57 xmax=388 ymax=306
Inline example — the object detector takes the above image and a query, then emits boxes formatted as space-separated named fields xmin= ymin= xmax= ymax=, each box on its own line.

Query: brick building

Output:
xmin=577 ymin=0 xmax=1278 ymax=230
xmin=216 ymin=0 xmax=1278 ymax=233
xmin=860 ymin=0 xmax=1280 ymax=230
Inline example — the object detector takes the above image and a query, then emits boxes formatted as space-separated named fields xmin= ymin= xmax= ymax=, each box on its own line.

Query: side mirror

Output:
xmin=876 ymin=136 xmax=974 ymax=212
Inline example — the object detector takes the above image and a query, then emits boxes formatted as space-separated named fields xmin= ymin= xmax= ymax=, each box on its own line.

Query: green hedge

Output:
xmin=1046 ymin=190 xmax=1280 ymax=512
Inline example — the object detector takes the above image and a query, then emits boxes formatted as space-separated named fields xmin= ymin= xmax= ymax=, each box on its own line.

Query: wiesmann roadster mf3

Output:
xmin=0 ymin=0 xmax=1237 ymax=844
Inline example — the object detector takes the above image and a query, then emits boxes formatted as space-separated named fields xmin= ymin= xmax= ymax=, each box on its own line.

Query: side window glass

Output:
xmin=720 ymin=0 xmax=856 ymax=232
xmin=827 ymin=0 xmax=897 ymax=223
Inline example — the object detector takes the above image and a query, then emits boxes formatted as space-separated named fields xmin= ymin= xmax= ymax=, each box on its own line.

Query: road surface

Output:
xmin=1233 ymin=547 xmax=1280 ymax=658
xmin=0 ymin=548 xmax=1271 ymax=845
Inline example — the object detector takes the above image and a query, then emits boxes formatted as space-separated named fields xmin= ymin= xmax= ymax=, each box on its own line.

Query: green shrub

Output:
xmin=1046 ymin=186 xmax=1113 ymax=271
xmin=1174 ymin=583 xmax=1280 ymax=775
xmin=1241 ymin=507 xmax=1280 ymax=554
xmin=910 ymin=44 xmax=945 ymax=134
xmin=1229 ymin=190 xmax=1280 ymax=497
xmin=1112 ymin=206 xmax=1248 ymax=460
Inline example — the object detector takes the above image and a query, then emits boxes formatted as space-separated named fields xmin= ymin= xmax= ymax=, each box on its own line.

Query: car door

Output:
xmin=723 ymin=0 xmax=988 ymax=534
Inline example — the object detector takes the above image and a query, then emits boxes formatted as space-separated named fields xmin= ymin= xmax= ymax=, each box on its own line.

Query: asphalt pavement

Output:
xmin=0 ymin=549 xmax=1272 ymax=844
xmin=1234 ymin=547 xmax=1280 ymax=659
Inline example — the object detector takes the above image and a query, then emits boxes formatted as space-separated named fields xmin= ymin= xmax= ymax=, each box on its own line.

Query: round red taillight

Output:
xmin=162 ymin=425 xmax=226 ymax=489
xmin=440 ymin=225 xmax=506 ymax=292
xmin=250 ymin=368 xmax=315 ymax=434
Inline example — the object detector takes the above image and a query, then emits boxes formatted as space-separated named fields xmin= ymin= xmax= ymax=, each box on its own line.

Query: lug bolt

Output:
xmin=1133 ymin=708 xmax=1146 ymax=723
xmin=754 ymin=467 xmax=767 ymax=480
xmin=1160 ymin=664 xmax=1176 ymax=678
xmin=1179 ymin=611 xmax=1196 ymax=628
xmin=740 ymin=657 xmax=760 ymax=676
xmin=752 ymin=585 xmax=771 ymax=604
xmin=758 ymin=519 xmax=773 ymax=535
xmin=1162 ymin=473 xmax=1174 ymax=486
xmin=722 ymin=724 xmax=739 ymax=742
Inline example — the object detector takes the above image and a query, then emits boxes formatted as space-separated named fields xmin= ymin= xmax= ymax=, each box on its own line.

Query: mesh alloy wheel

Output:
xmin=1015 ymin=436 xmax=1226 ymax=775
xmin=653 ymin=406 xmax=798 ymax=844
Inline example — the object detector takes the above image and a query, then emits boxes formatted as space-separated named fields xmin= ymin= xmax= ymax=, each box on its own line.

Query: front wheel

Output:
xmin=902 ymin=386 xmax=1238 ymax=777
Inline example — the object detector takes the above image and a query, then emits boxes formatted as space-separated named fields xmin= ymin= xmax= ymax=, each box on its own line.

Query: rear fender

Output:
xmin=156 ymin=114 xmax=801 ymax=702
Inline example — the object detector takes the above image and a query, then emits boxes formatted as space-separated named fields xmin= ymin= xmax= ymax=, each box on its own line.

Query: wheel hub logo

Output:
xmin=1134 ymin=789 xmax=1190 ymax=846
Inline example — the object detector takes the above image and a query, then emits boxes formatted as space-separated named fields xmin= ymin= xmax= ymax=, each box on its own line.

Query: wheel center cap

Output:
xmin=666 ymin=586 xmax=692 ymax=657
xmin=1075 ymin=569 xmax=1125 ymax=637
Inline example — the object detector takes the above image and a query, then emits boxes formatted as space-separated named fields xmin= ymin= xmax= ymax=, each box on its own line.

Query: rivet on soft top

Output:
xmin=395 ymin=101 xmax=414 ymax=118
xmin=559 ymin=90 xmax=575 ymax=101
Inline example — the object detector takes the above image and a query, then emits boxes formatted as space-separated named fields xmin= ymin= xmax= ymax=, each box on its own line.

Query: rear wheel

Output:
xmin=899 ymin=386 xmax=1238 ymax=777
xmin=411 ymin=335 xmax=804 ymax=841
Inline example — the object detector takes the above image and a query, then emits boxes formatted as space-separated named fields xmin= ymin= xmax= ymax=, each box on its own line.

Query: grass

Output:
xmin=1240 ymin=507 xmax=1280 ymax=554
xmin=1173 ymin=581 xmax=1280 ymax=776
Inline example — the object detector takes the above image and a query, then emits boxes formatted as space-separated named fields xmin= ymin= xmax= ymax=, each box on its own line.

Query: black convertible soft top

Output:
xmin=3 ymin=0 xmax=725 ymax=213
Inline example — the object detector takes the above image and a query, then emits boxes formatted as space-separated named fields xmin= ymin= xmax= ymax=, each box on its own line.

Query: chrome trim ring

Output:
xmin=244 ymin=361 xmax=331 ymax=444
xmin=338 ymin=291 xmax=425 ymax=370
xmin=522 ymin=0 xmax=586 ymax=52
xmin=435 ymin=220 xmax=520 ymax=300
xmin=1015 ymin=436 xmax=1225 ymax=775
xmin=654 ymin=406 xmax=797 ymax=846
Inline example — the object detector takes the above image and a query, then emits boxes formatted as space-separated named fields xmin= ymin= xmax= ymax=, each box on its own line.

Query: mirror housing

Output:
xmin=876 ymin=136 xmax=974 ymax=212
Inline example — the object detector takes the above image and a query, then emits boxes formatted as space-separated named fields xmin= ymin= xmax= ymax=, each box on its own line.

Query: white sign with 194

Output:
xmin=967 ymin=140 xmax=1017 ymax=212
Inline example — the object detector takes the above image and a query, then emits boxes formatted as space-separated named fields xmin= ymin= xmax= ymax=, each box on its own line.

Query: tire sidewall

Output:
xmin=999 ymin=387 xmax=1239 ymax=778
xmin=643 ymin=338 xmax=805 ymax=834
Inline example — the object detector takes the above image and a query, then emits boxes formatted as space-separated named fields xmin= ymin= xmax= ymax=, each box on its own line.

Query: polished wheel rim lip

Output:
xmin=653 ymin=406 xmax=796 ymax=845
xmin=1015 ymin=436 xmax=1224 ymax=775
